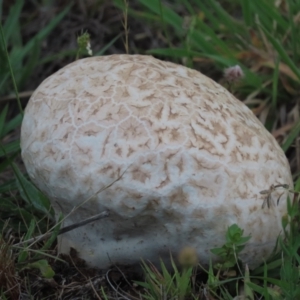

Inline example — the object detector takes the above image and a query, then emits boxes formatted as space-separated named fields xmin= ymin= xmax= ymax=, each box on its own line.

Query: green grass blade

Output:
xmin=287 ymin=0 xmax=298 ymax=61
xmin=0 ymin=24 xmax=23 ymax=114
xmin=294 ymin=176 xmax=300 ymax=191
xmin=252 ymin=258 xmax=283 ymax=276
xmin=18 ymin=40 xmax=41 ymax=89
xmin=13 ymin=163 xmax=52 ymax=217
xmin=0 ymin=0 xmax=2 ymax=22
xmin=160 ymin=258 xmax=174 ymax=286
xmin=197 ymin=0 xmax=240 ymax=34
xmin=147 ymin=47 xmax=199 ymax=59
xmin=246 ymin=281 xmax=270 ymax=298
xmin=0 ymin=140 xmax=20 ymax=157
xmin=95 ymin=33 xmax=122 ymax=56
xmin=39 ymin=218 xmax=61 ymax=253
xmin=0 ymin=104 xmax=8 ymax=137
xmin=281 ymin=119 xmax=300 ymax=152
xmin=0 ymin=179 xmax=18 ymax=193
xmin=271 ymin=58 xmax=280 ymax=108
xmin=113 ymin=0 xmax=160 ymax=22
xmin=244 ymin=264 xmax=254 ymax=300
xmin=261 ymin=26 xmax=300 ymax=81
xmin=2 ymin=113 xmax=22 ymax=136
xmin=0 ymin=152 xmax=18 ymax=174
xmin=0 ymin=198 xmax=35 ymax=232
xmin=40 ymin=49 xmax=77 ymax=64
xmin=2 ymin=0 xmax=24 ymax=43
xmin=263 ymin=261 xmax=270 ymax=300
xmin=17 ymin=218 xmax=35 ymax=263
xmin=15 ymin=4 xmax=71 ymax=66
xmin=241 ymin=0 xmax=253 ymax=27
xmin=251 ymin=0 xmax=288 ymax=33
xmin=136 ymin=0 xmax=183 ymax=31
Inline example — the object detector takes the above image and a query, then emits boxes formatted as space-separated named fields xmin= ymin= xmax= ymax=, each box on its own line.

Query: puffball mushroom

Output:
xmin=21 ymin=55 xmax=293 ymax=269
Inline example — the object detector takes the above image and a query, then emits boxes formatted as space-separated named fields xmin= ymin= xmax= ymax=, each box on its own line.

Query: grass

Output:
xmin=0 ymin=0 xmax=300 ymax=298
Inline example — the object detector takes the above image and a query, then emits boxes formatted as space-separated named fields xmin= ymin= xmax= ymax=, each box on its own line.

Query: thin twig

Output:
xmin=13 ymin=211 xmax=109 ymax=247
xmin=105 ymin=269 xmax=132 ymax=300
xmin=123 ymin=0 xmax=129 ymax=54
xmin=89 ymin=278 xmax=103 ymax=300
xmin=0 ymin=90 xmax=33 ymax=102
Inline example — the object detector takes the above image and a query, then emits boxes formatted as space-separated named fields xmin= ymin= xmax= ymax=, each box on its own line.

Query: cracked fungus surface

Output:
xmin=21 ymin=55 xmax=293 ymax=268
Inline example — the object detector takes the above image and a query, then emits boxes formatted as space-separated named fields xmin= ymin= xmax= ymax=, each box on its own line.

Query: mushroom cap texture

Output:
xmin=21 ymin=55 xmax=293 ymax=268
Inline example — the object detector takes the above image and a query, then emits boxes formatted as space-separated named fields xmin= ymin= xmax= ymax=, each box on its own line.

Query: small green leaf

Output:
xmin=28 ymin=259 xmax=55 ymax=278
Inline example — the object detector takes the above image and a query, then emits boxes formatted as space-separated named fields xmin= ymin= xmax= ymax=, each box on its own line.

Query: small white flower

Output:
xmin=86 ymin=42 xmax=93 ymax=56
xmin=224 ymin=65 xmax=244 ymax=82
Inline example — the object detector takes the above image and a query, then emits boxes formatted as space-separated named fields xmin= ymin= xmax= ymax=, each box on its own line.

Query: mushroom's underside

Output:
xmin=21 ymin=55 xmax=293 ymax=268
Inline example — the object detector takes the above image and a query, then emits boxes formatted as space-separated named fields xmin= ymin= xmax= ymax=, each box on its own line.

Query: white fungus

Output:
xmin=21 ymin=55 xmax=293 ymax=268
